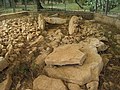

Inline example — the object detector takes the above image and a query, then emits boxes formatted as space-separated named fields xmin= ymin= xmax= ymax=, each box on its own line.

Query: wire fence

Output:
xmin=0 ymin=0 xmax=89 ymax=14
xmin=0 ymin=0 xmax=120 ymax=16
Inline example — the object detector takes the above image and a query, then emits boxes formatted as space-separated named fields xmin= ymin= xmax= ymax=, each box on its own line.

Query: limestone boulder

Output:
xmin=114 ymin=34 xmax=120 ymax=40
xmin=68 ymin=16 xmax=82 ymax=35
xmin=97 ymin=36 xmax=108 ymax=42
xmin=33 ymin=75 xmax=67 ymax=90
xmin=35 ymin=53 xmax=48 ymax=65
xmin=27 ymin=33 xmax=34 ymax=41
xmin=38 ymin=14 xmax=45 ymax=30
xmin=84 ymin=38 xmax=108 ymax=52
xmin=45 ymin=17 xmax=67 ymax=24
xmin=115 ymin=19 xmax=120 ymax=30
xmin=33 ymin=52 xmax=49 ymax=71
xmin=86 ymin=81 xmax=99 ymax=90
xmin=101 ymin=54 xmax=112 ymax=66
xmin=114 ymin=34 xmax=120 ymax=44
xmin=5 ymin=44 xmax=13 ymax=60
xmin=68 ymin=83 xmax=84 ymax=90
xmin=29 ymin=35 xmax=44 ymax=47
xmin=44 ymin=44 xmax=103 ymax=85
xmin=45 ymin=44 xmax=86 ymax=66
xmin=0 ymin=57 xmax=9 ymax=71
xmin=0 ymin=75 xmax=12 ymax=90
xmin=49 ymin=41 xmax=59 ymax=48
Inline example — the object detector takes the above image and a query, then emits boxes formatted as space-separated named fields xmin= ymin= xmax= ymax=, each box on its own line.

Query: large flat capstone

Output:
xmin=45 ymin=44 xmax=86 ymax=66
xmin=44 ymin=44 xmax=103 ymax=85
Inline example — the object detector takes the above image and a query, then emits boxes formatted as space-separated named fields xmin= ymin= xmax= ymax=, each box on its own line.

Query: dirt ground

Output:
xmin=98 ymin=24 xmax=120 ymax=90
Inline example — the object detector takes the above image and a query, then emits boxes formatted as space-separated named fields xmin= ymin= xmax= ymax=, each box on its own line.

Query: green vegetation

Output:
xmin=0 ymin=0 xmax=120 ymax=15
xmin=44 ymin=3 xmax=80 ymax=10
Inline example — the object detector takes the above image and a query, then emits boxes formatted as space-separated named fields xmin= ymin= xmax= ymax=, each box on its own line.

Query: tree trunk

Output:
xmin=99 ymin=0 xmax=102 ymax=8
xmin=11 ymin=0 xmax=15 ymax=12
xmin=41 ymin=0 xmax=45 ymax=4
xmin=24 ymin=0 xmax=27 ymax=10
xmin=47 ymin=0 xmax=50 ymax=4
xmin=105 ymin=0 xmax=109 ymax=15
xmin=35 ymin=0 xmax=43 ymax=11
xmin=75 ymin=0 xmax=84 ymax=9
xmin=9 ymin=0 xmax=12 ymax=7
xmin=3 ymin=0 xmax=6 ymax=9
xmin=95 ymin=0 xmax=98 ymax=12
xmin=51 ymin=0 xmax=53 ymax=10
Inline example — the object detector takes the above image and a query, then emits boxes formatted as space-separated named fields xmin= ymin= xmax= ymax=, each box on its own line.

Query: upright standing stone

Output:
xmin=38 ymin=14 xmax=45 ymax=30
xmin=68 ymin=16 xmax=82 ymax=35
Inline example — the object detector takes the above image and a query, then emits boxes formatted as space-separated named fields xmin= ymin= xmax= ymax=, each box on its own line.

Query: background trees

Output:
xmin=0 ymin=0 xmax=119 ymax=15
xmin=34 ymin=0 xmax=43 ymax=11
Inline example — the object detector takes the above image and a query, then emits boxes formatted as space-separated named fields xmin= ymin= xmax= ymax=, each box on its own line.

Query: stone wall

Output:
xmin=0 ymin=11 xmax=93 ymax=21
xmin=0 ymin=11 xmax=29 ymax=21
xmin=94 ymin=13 xmax=120 ymax=30
xmin=31 ymin=10 xmax=94 ymax=20
xmin=0 ymin=11 xmax=119 ymax=30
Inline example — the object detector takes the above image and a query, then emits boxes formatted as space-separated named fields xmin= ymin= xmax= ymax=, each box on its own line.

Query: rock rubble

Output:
xmin=0 ymin=14 xmax=112 ymax=90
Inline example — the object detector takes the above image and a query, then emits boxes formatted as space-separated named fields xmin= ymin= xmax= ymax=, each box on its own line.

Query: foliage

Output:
xmin=0 ymin=0 xmax=119 ymax=14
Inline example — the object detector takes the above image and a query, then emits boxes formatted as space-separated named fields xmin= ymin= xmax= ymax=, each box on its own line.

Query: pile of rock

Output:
xmin=0 ymin=15 xmax=47 ymax=90
xmin=33 ymin=37 xmax=108 ymax=90
xmin=0 ymin=14 xmax=111 ymax=90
